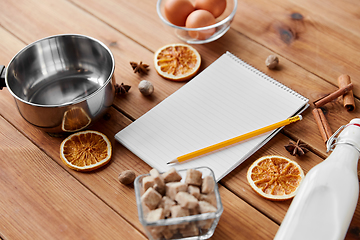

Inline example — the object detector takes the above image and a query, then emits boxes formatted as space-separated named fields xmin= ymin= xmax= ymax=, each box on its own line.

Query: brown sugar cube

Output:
xmin=199 ymin=191 xmax=217 ymax=207
xmin=197 ymin=218 xmax=214 ymax=230
xmin=162 ymin=227 xmax=175 ymax=239
xmin=142 ymin=176 xmax=155 ymax=192
xmin=170 ymin=205 xmax=189 ymax=222
xmin=198 ymin=200 xmax=217 ymax=213
xmin=147 ymin=208 xmax=167 ymax=239
xmin=146 ymin=208 xmax=166 ymax=236
xmin=141 ymin=200 xmax=151 ymax=216
xmin=158 ymin=196 xmax=176 ymax=218
xmin=146 ymin=208 xmax=166 ymax=222
xmin=162 ymin=167 xmax=182 ymax=183
xmin=169 ymin=205 xmax=190 ymax=230
xmin=179 ymin=222 xmax=200 ymax=237
xmin=189 ymin=206 xmax=200 ymax=215
xmin=154 ymin=185 xmax=165 ymax=196
xmin=141 ymin=187 xmax=162 ymax=210
xmin=175 ymin=192 xmax=199 ymax=209
xmin=165 ymin=182 xmax=187 ymax=200
xmin=150 ymin=168 xmax=165 ymax=195
xmin=148 ymin=227 xmax=163 ymax=240
xmin=150 ymin=168 xmax=163 ymax=179
xmin=197 ymin=201 xmax=217 ymax=230
xmin=185 ymin=169 xmax=202 ymax=186
xmin=201 ymin=175 xmax=215 ymax=194
xmin=188 ymin=185 xmax=201 ymax=199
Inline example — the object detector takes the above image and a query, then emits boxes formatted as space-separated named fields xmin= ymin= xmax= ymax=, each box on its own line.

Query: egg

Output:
xmin=194 ymin=0 xmax=227 ymax=18
xmin=164 ymin=0 xmax=195 ymax=26
xmin=185 ymin=9 xmax=216 ymax=40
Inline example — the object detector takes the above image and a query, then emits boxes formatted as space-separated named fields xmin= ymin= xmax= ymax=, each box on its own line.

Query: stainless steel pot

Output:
xmin=0 ymin=34 xmax=116 ymax=134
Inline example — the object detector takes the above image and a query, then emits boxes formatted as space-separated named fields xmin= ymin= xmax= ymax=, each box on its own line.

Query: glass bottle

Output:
xmin=274 ymin=118 xmax=360 ymax=240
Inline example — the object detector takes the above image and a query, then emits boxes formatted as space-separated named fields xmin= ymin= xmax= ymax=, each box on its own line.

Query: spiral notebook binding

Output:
xmin=226 ymin=51 xmax=308 ymax=102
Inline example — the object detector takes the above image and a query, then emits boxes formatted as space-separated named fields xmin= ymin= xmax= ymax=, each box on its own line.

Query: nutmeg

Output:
xmin=265 ymin=55 xmax=279 ymax=69
xmin=138 ymin=80 xmax=154 ymax=96
xmin=118 ymin=170 xmax=136 ymax=185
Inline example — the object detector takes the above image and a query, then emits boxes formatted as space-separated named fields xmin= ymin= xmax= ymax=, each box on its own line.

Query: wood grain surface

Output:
xmin=0 ymin=0 xmax=359 ymax=239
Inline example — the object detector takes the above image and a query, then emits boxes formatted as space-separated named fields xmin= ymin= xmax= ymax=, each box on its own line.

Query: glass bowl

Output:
xmin=134 ymin=167 xmax=223 ymax=240
xmin=156 ymin=0 xmax=238 ymax=44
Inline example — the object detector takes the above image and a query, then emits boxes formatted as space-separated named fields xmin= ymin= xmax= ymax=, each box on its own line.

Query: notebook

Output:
xmin=115 ymin=52 xmax=309 ymax=181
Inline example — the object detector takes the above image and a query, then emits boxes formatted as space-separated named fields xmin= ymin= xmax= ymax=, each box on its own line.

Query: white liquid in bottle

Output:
xmin=274 ymin=118 xmax=360 ymax=240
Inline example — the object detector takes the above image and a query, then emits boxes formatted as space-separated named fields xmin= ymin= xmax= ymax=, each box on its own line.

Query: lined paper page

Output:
xmin=115 ymin=52 xmax=309 ymax=181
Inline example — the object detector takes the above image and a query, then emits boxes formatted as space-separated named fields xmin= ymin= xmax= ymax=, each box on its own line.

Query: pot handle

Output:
xmin=0 ymin=65 xmax=5 ymax=90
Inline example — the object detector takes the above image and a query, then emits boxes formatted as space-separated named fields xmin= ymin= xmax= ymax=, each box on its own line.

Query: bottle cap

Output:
xmin=326 ymin=118 xmax=360 ymax=153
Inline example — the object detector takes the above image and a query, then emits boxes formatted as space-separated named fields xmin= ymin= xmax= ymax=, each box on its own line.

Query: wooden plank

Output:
xmin=0 ymin=116 xmax=146 ymax=239
xmin=0 ymin=27 xmax=280 ymax=239
xmin=214 ymin=187 xmax=278 ymax=239
xmin=231 ymin=0 xmax=360 ymax=96
xmin=68 ymin=0 xmax=181 ymax=52
xmin=288 ymin=0 xmax=360 ymax=37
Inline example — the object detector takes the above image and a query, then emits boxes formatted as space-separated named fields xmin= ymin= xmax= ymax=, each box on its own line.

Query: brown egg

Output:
xmin=194 ymin=0 xmax=227 ymax=18
xmin=185 ymin=9 xmax=216 ymax=40
xmin=164 ymin=0 xmax=195 ymax=26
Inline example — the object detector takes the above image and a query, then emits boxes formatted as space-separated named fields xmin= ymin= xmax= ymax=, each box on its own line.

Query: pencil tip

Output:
xmin=167 ymin=159 xmax=178 ymax=165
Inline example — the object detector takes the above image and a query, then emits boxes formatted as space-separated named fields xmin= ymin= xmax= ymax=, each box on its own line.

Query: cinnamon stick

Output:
xmin=313 ymin=83 xmax=353 ymax=108
xmin=337 ymin=74 xmax=355 ymax=111
xmin=312 ymin=108 xmax=333 ymax=143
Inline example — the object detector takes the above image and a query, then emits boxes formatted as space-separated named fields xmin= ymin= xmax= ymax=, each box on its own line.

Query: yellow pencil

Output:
xmin=167 ymin=115 xmax=302 ymax=165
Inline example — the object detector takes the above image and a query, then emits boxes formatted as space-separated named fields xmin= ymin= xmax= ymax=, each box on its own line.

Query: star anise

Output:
xmin=115 ymin=83 xmax=131 ymax=95
xmin=285 ymin=139 xmax=309 ymax=156
xmin=130 ymin=61 xmax=149 ymax=74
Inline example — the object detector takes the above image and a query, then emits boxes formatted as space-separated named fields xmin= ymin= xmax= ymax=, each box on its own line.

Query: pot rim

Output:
xmin=5 ymin=33 xmax=115 ymax=108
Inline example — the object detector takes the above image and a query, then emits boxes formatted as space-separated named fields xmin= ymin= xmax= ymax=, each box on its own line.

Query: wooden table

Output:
xmin=0 ymin=0 xmax=359 ymax=239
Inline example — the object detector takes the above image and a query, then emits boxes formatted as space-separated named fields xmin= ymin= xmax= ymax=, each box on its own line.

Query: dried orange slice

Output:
xmin=60 ymin=130 xmax=112 ymax=171
xmin=247 ymin=155 xmax=304 ymax=201
xmin=154 ymin=43 xmax=201 ymax=81
xmin=62 ymin=107 xmax=91 ymax=132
